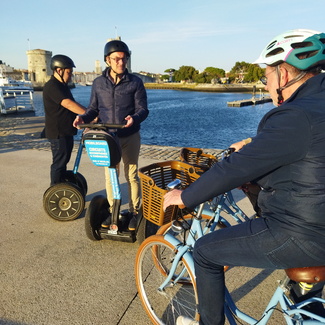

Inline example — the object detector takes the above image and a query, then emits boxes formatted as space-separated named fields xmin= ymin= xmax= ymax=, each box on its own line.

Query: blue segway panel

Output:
xmin=83 ymin=130 xmax=121 ymax=167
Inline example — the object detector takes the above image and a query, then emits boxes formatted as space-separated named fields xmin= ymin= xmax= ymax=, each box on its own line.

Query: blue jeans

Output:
xmin=193 ymin=217 xmax=325 ymax=325
xmin=49 ymin=136 xmax=74 ymax=185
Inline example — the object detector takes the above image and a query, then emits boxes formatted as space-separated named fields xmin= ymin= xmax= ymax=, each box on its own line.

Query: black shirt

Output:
xmin=43 ymin=76 xmax=77 ymax=139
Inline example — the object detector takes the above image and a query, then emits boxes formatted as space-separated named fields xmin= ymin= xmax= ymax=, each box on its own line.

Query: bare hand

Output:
xmin=73 ymin=116 xmax=84 ymax=129
xmin=229 ymin=140 xmax=245 ymax=152
xmin=163 ymin=189 xmax=185 ymax=211
xmin=124 ymin=115 xmax=134 ymax=128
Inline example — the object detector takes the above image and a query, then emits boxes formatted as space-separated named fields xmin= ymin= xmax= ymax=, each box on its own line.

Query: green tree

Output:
xmin=160 ymin=74 xmax=170 ymax=81
xmin=204 ymin=67 xmax=225 ymax=80
xmin=194 ymin=72 xmax=208 ymax=83
xmin=164 ymin=68 xmax=176 ymax=82
xmin=174 ymin=66 xmax=198 ymax=82
xmin=244 ymin=64 xmax=265 ymax=83
xmin=229 ymin=61 xmax=251 ymax=83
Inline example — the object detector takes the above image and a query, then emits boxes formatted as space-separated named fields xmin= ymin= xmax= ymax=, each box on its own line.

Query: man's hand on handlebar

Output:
xmin=73 ymin=116 xmax=84 ymax=129
xmin=124 ymin=115 xmax=134 ymax=128
xmin=229 ymin=140 xmax=244 ymax=152
xmin=163 ymin=189 xmax=186 ymax=211
xmin=230 ymin=137 xmax=252 ymax=152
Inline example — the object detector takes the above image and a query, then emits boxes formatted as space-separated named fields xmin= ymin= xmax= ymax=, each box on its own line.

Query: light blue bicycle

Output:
xmin=135 ymin=157 xmax=325 ymax=324
xmin=135 ymin=205 xmax=325 ymax=325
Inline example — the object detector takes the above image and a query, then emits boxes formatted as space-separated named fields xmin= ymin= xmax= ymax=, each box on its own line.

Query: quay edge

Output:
xmin=144 ymin=82 xmax=267 ymax=93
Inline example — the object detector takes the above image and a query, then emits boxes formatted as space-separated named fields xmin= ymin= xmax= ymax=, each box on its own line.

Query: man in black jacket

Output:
xmin=43 ymin=55 xmax=86 ymax=185
xmin=164 ymin=29 xmax=325 ymax=325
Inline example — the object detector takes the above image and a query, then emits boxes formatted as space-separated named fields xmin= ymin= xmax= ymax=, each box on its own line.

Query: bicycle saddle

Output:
xmin=285 ymin=266 xmax=325 ymax=283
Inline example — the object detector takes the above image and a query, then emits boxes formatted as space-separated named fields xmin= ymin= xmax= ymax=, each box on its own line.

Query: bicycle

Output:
xmin=135 ymin=160 xmax=325 ymax=324
xmin=135 ymin=232 xmax=325 ymax=324
xmin=179 ymin=147 xmax=258 ymax=225
xmin=154 ymin=148 xmax=251 ymax=242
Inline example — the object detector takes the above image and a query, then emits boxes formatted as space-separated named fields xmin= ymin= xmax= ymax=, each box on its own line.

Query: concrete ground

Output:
xmin=0 ymin=116 xmax=290 ymax=325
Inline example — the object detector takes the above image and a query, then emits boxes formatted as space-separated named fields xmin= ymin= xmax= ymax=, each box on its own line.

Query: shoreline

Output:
xmin=0 ymin=115 xmax=222 ymax=159
xmin=144 ymin=82 xmax=266 ymax=93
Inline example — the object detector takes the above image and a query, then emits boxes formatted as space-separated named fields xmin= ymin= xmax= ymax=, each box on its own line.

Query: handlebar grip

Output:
xmin=216 ymin=147 xmax=235 ymax=160
xmin=79 ymin=123 xmax=126 ymax=130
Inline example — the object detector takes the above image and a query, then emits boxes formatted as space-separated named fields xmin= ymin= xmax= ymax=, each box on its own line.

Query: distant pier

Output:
xmin=227 ymin=96 xmax=272 ymax=107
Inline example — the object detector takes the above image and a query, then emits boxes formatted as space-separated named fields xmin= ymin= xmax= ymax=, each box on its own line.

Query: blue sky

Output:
xmin=1 ymin=0 xmax=324 ymax=74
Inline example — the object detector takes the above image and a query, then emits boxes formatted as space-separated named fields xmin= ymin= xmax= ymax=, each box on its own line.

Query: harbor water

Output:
xmin=33 ymin=85 xmax=274 ymax=149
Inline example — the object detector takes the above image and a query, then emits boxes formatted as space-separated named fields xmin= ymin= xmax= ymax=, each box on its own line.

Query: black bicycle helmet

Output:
xmin=51 ymin=55 xmax=76 ymax=70
xmin=103 ymin=40 xmax=130 ymax=61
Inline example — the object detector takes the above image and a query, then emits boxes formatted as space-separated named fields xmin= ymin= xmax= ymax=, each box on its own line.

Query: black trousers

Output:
xmin=49 ymin=136 xmax=74 ymax=185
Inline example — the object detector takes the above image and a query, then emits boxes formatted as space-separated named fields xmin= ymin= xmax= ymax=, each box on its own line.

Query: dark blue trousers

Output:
xmin=49 ymin=136 xmax=74 ymax=185
xmin=193 ymin=217 xmax=325 ymax=325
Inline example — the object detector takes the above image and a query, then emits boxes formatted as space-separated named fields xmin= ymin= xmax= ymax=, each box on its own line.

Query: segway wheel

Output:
xmin=85 ymin=195 xmax=110 ymax=241
xmin=136 ymin=207 xmax=159 ymax=244
xmin=64 ymin=171 xmax=88 ymax=196
xmin=43 ymin=182 xmax=85 ymax=221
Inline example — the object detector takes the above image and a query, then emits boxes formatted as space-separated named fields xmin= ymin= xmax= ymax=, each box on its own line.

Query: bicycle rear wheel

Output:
xmin=135 ymin=235 xmax=199 ymax=325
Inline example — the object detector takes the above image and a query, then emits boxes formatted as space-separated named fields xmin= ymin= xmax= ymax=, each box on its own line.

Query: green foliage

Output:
xmin=244 ymin=65 xmax=265 ymax=83
xmin=174 ymin=66 xmax=198 ymax=82
xmin=160 ymin=74 xmax=170 ymax=81
xmin=168 ymin=62 xmax=264 ymax=84
xmin=194 ymin=72 xmax=209 ymax=83
xmin=164 ymin=68 xmax=176 ymax=73
xmin=204 ymin=67 xmax=225 ymax=79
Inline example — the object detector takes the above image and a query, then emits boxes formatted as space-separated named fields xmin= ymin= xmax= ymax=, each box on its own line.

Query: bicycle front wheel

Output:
xmin=135 ymin=235 xmax=199 ymax=325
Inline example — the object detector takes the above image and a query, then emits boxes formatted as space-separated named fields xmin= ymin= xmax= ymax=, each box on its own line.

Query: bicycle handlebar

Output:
xmin=215 ymin=147 xmax=235 ymax=160
xmin=78 ymin=123 xmax=126 ymax=131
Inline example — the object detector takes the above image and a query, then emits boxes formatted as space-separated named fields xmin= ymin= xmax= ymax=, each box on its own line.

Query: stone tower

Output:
xmin=26 ymin=49 xmax=52 ymax=89
xmin=95 ymin=60 xmax=102 ymax=74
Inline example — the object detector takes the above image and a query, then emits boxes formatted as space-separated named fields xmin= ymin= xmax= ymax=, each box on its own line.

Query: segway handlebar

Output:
xmin=78 ymin=123 xmax=126 ymax=131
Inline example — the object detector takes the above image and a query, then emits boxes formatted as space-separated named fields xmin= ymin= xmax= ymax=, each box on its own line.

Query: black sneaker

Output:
xmin=101 ymin=216 xmax=111 ymax=228
xmin=128 ymin=214 xmax=137 ymax=231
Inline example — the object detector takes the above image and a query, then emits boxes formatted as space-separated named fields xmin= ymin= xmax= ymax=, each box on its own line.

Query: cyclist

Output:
xmin=163 ymin=29 xmax=325 ymax=325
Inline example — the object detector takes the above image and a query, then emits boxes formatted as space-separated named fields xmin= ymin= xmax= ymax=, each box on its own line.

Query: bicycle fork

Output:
xmin=158 ymin=234 xmax=195 ymax=292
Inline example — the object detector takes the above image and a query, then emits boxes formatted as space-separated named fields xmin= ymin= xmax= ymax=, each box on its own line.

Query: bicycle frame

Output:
xmin=203 ymin=190 xmax=250 ymax=228
xmin=225 ymin=284 xmax=325 ymax=324
xmin=161 ymin=232 xmax=325 ymax=324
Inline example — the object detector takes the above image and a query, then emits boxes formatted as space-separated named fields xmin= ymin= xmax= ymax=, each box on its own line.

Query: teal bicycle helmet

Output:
xmin=254 ymin=29 xmax=325 ymax=70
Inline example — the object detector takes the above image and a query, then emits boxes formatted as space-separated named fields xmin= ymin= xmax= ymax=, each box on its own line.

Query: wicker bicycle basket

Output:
xmin=180 ymin=147 xmax=218 ymax=174
xmin=139 ymin=160 xmax=200 ymax=226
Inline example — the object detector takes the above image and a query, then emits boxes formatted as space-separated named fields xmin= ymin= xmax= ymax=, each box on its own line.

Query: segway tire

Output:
xmin=43 ymin=182 xmax=85 ymax=221
xmin=136 ymin=208 xmax=159 ymax=244
xmin=85 ymin=195 xmax=110 ymax=241
xmin=64 ymin=171 xmax=88 ymax=196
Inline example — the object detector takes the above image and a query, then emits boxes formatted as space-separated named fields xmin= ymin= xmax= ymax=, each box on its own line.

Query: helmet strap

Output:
xmin=55 ymin=68 xmax=67 ymax=84
xmin=275 ymin=65 xmax=307 ymax=105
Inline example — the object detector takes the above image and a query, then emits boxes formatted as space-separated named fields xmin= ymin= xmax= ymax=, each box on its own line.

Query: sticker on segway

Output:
xmin=84 ymin=140 xmax=111 ymax=167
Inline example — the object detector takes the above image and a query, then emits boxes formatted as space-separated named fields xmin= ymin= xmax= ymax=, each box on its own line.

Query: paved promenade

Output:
xmin=0 ymin=115 xmax=286 ymax=325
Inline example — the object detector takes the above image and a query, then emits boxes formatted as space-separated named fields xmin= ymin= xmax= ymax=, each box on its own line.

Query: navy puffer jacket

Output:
xmin=182 ymin=73 xmax=325 ymax=242
xmin=82 ymin=68 xmax=149 ymax=137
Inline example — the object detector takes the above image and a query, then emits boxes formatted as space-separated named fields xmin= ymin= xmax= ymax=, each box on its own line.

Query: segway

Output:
xmin=80 ymin=123 xmax=157 ymax=243
xmin=43 ymin=138 xmax=87 ymax=221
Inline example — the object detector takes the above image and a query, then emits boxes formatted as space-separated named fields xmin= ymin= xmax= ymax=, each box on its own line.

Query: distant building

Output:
xmin=26 ymin=49 xmax=52 ymax=89
xmin=95 ymin=60 xmax=102 ymax=74
xmin=0 ymin=61 xmax=14 ymax=74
